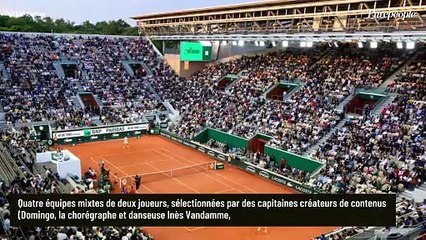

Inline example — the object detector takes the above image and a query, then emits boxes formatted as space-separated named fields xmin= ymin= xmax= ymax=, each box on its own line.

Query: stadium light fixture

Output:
xmin=282 ymin=41 xmax=288 ymax=47
xmin=232 ymin=41 xmax=238 ymax=46
xmin=333 ymin=42 xmax=339 ymax=48
xmin=306 ymin=41 xmax=313 ymax=48
xmin=370 ymin=41 xmax=378 ymax=49
xmin=272 ymin=41 xmax=276 ymax=47
xmin=200 ymin=41 xmax=212 ymax=46
xmin=406 ymin=41 xmax=415 ymax=50
xmin=238 ymin=40 xmax=244 ymax=47
xmin=396 ymin=41 xmax=403 ymax=49
xmin=254 ymin=41 xmax=259 ymax=46
xmin=222 ymin=40 xmax=227 ymax=46
xmin=259 ymin=41 xmax=265 ymax=47
xmin=300 ymin=41 xmax=307 ymax=48
xmin=357 ymin=42 xmax=363 ymax=48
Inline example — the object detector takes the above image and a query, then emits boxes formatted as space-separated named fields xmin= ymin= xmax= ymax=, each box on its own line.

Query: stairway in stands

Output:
xmin=380 ymin=51 xmax=420 ymax=89
xmin=52 ymin=61 xmax=66 ymax=79
xmin=119 ymin=42 xmax=132 ymax=60
xmin=0 ymin=62 xmax=6 ymax=126
xmin=0 ymin=111 xmax=5 ymax=127
xmin=370 ymin=92 xmax=398 ymax=116
xmin=122 ymin=61 xmax=135 ymax=76
xmin=0 ymin=62 xmax=9 ymax=79
xmin=304 ymin=116 xmax=347 ymax=157
xmin=335 ymin=92 xmax=356 ymax=113
xmin=283 ymin=81 xmax=306 ymax=101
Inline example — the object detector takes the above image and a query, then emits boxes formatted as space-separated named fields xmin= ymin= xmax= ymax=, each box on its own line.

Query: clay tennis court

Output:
xmin=60 ymin=135 xmax=336 ymax=240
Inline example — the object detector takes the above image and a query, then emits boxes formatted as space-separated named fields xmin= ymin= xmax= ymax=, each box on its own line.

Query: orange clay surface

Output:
xmin=60 ymin=135 xmax=337 ymax=240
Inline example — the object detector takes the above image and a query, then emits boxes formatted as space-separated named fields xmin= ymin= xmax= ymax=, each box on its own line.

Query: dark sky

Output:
xmin=0 ymin=0 xmax=257 ymax=25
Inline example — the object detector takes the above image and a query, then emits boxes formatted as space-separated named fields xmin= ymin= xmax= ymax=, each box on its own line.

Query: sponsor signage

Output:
xmin=159 ymin=131 xmax=319 ymax=194
xmin=180 ymin=41 xmax=212 ymax=61
xmin=242 ymin=162 xmax=319 ymax=194
xmin=161 ymin=131 xmax=228 ymax=163
xmin=53 ymin=124 xmax=148 ymax=139
xmin=53 ymin=131 xmax=84 ymax=139
xmin=258 ymin=171 xmax=270 ymax=179
xmin=246 ymin=166 xmax=256 ymax=173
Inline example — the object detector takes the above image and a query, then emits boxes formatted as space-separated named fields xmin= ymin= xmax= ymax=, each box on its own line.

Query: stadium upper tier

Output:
xmin=0 ymin=32 xmax=425 ymax=196
xmin=131 ymin=0 xmax=426 ymax=37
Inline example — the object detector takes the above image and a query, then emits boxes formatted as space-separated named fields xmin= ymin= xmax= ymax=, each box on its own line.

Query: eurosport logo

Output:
xmin=246 ymin=166 xmax=256 ymax=173
xmin=258 ymin=171 xmax=270 ymax=179
xmin=367 ymin=10 xmax=418 ymax=20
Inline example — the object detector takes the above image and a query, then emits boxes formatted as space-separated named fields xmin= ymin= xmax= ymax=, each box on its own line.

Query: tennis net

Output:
xmin=119 ymin=161 xmax=216 ymax=189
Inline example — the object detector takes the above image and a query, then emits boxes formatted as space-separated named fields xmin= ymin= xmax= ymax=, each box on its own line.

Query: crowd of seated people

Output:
xmin=227 ymin=51 xmax=315 ymax=98
xmin=232 ymin=45 xmax=404 ymax=154
xmin=396 ymin=198 xmax=426 ymax=228
xmin=309 ymin=53 xmax=425 ymax=194
xmin=57 ymin=36 xmax=163 ymax=122
xmin=0 ymin=34 xmax=78 ymax=125
xmin=0 ymin=177 xmax=154 ymax=239
xmin=1 ymin=33 xmax=424 ymax=194
xmin=0 ymin=34 xmax=164 ymax=128
xmin=0 ymin=126 xmax=154 ymax=239
xmin=168 ymin=50 xmax=324 ymax=140
xmin=245 ymin=150 xmax=309 ymax=183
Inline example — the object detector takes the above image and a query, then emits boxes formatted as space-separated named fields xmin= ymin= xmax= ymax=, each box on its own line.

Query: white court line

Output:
xmin=144 ymin=161 xmax=200 ymax=193
xmin=215 ymin=188 xmax=235 ymax=193
xmin=184 ymin=227 xmax=206 ymax=232
xmin=153 ymin=149 xmax=244 ymax=193
xmin=119 ymin=159 xmax=169 ymax=168
xmin=65 ymin=138 xmax=123 ymax=146
xmin=100 ymin=157 xmax=154 ymax=193
xmin=64 ymin=135 xmax=149 ymax=146
xmin=101 ymin=147 xmax=163 ymax=158
xmin=156 ymin=149 xmax=255 ymax=193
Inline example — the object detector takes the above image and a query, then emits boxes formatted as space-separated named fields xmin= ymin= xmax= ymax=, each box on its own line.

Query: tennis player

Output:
xmin=123 ymin=137 xmax=129 ymax=149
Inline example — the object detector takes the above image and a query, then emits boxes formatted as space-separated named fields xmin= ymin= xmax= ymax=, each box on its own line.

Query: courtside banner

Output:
xmin=9 ymin=194 xmax=395 ymax=226
xmin=53 ymin=123 xmax=149 ymax=139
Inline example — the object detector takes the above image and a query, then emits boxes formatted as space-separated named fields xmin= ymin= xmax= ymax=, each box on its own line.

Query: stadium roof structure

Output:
xmin=132 ymin=0 xmax=426 ymax=41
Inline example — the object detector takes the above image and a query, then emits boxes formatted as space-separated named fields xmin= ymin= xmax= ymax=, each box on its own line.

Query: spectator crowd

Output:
xmin=0 ymin=32 xmax=425 ymax=239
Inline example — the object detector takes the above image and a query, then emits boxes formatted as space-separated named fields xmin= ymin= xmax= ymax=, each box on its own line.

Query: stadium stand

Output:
xmin=0 ymin=30 xmax=425 ymax=239
xmin=309 ymin=52 xmax=425 ymax=195
xmin=0 ymin=34 xmax=165 ymax=128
